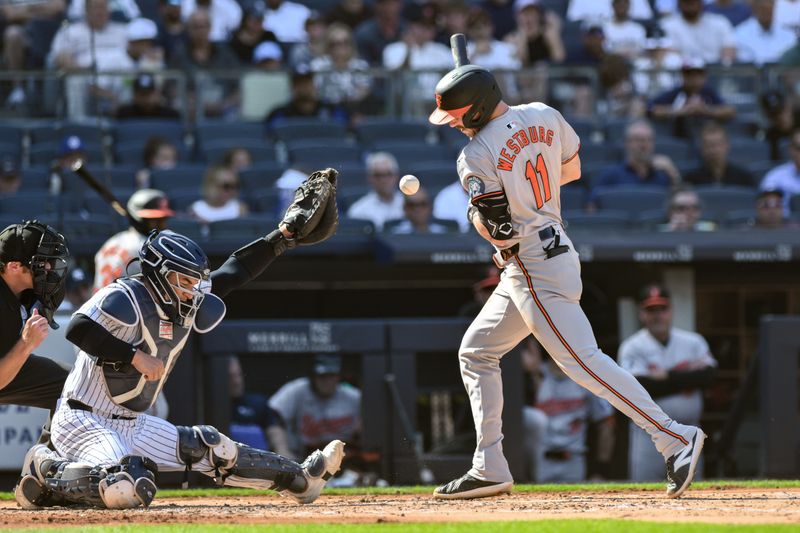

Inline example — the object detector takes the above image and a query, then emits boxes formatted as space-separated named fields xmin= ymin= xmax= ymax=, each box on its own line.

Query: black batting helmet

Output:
xmin=429 ymin=65 xmax=502 ymax=130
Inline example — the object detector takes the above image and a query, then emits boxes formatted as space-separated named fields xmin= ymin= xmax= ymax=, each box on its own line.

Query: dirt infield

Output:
xmin=1 ymin=488 xmax=798 ymax=527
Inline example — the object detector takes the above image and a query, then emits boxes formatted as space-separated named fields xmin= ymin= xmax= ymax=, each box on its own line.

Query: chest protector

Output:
xmin=99 ymin=278 xmax=225 ymax=412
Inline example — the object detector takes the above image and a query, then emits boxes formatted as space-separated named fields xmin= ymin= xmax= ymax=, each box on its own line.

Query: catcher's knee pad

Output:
xmin=176 ymin=425 xmax=238 ymax=470
xmin=220 ymin=445 xmax=305 ymax=492
xmin=98 ymin=456 xmax=158 ymax=509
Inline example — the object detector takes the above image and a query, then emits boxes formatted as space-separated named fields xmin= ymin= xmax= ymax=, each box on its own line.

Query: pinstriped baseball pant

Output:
xmin=459 ymin=229 xmax=697 ymax=483
xmin=51 ymin=403 xmax=216 ymax=472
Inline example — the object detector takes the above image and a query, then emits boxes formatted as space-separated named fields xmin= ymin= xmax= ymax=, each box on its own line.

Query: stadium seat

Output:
xmin=166 ymin=188 xmax=203 ymax=211
xmin=405 ymin=161 xmax=459 ymax=190
xmin=82 ymin=188 xmax=135 ymax=215
xmin=35 ymin=213 xmax=117 ymax=242
xmin=209 ymin=217 xmax=274 ymax=240
xmin=561 ymin=210 xmax=631 ymax=230
xmin=438 ymin=125 xmax=469 ymax=152
xmin=0 ymin=142 xmax=21 ymax=163
xmin=150 ymin=166 xmax=206 ymax=193
xmin=370 ymin=141 xmax=453 ymax=167
xmin=202 ymin=140 xmax=278 ymax=166
xmin=84 ymin=166 xmax=138 ymax=190
xmin=286 ymin=140 xmax=362 ymax=167
xmin=724 ymin=209 xmax=755 ymax=228
xmin=271 ymin=119 xmax=349 ymax=143
xmin=331 ymin=161 xmax=368 ymax=188
xmin=114 ymin=120 xmax=186 ymax=149
xmin=727 ymin=138 xmax=770 ymax=166
xmin=28 ymin=142 xmax=106 ymax=167
xmin=195 ymin=121 xmax=267 ymax=146
xmin=0 ymin=191 xmax=79 ymax=216
xmin=790 ymin=194 xmax=800 ymax=214
xmin=745 ymin=159 xmax=777 ymax=180
xmin=337 ymin=217 xmax=376 ymax=235
xmin=562 ymin=115 xmax=597 ymax=140
xmin=168 ymin=217 xmax=206 ymax=241
xmin=695 ymin=185 xmax=757 ymax=220
xmin=238 ymin=162 xmax=286 ymax=192
xmin=339 ymin=187 xmax=371 ymax=212
xmin=19 ymin=168 xmax=51 ymax=191
xmin=580 ymin=142 xmax=622 ymax=164
xmin=114 ymin=139 xmax=192 ymax=166
xmin=355 ymin=118 xmax=434 ymax=145
xmin=636 ymin=208 xmax=667 ymax=230
xmin=28 ymin=122 xmax=111 ymax=146
xmin=560 ymin=185 xmax=586 ymax=211
xmin=250 ymin=189 xmax=282 ymax=215
xmin=593 ymin=186 xmax=669 ymax=216
xmin=383 ymin=217 xmax=460 ymax=234
xmin=0 ymin=125 xmax=23 ymax=148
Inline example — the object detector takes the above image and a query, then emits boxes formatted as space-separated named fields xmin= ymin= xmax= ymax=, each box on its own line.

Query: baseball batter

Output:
xmin=15 ymin=170 xmax=343 ymax=510
xmin=427 ymin=58 xmax=706 ymax=499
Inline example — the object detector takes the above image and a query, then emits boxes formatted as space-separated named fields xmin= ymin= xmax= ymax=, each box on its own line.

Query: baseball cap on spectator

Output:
xmin=127 ymin=189 xmax=175 ymax=221
xmin=253 ymin=41 xmax=283 ymax=64
xmin=681 ymin=58 xmax=706 ymax=72
xmin=134 ymin=73 xmax=157 ymax=93
xmin=59 ymin=135 xmax=85 ymax=157
xmin=127 ymin=18 xmax=158 ymax=42
xmin=638 ymin=284 xmax=671 ymax=309
xmin=66 ymin=267 xmax=90 ymax=292
xmin=291 ymin=64 xmax=314 ymax=82
xmin=313 ymin=354 xmax=342 ymax=375
xmin=406 ymin=2 xmax=436 ymax=26
xmin=514 ymin=0 xmax=540 ymax=14
xmin=582 ymin=20 xmax=605 ymax=36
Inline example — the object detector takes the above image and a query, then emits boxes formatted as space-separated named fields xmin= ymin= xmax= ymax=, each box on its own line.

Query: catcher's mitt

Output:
xmin=281 ymin=168 xmax=338 ymax=244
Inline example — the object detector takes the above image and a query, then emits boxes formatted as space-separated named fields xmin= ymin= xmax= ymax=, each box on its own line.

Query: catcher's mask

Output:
xmin=0 ymin=220 xmax=69 ymax=325
xmin=429 ymin=64 xmax=502 ymax=130
xmin=139 ymin=230 xmax=210 ymax=327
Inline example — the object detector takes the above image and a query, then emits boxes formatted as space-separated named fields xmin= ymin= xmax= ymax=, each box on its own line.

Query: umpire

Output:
xmin=0 ymin=220 xmax=70 ymax=413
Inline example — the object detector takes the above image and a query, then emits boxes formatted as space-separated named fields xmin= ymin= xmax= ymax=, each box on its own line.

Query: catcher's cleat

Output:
xmin=289 ymin=440 xmax=345 ymax=504
xmin=14 ymin=444 xmax=58 ymax=509
xmin=433 ymin=473 xmax=513 ymax=500
xmin=666 ymin=428 xmax=706 ymax=499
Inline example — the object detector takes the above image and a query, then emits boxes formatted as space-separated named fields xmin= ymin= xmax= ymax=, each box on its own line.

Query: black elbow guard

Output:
xmin=472 ymin=191 xmax=516 ymax=240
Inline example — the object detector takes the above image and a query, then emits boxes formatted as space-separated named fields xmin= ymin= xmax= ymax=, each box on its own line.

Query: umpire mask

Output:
xmin=139 ymin=230 xmax=210 ymax=327
xmin=0 ymin=220 xmax=69 ymax=327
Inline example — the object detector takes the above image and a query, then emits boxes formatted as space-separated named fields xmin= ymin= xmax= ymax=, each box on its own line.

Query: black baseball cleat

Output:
xmin=14 ymin=444 xmax=58 ymax=509
xmin=666 ymin=428 xmax=707 ymax=499
xmin=432 ymin=473 xmax=513 ymax=500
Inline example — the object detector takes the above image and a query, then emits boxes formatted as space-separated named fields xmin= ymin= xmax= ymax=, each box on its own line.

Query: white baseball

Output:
xmin=399 ymin=174 xmax=420 ymax=195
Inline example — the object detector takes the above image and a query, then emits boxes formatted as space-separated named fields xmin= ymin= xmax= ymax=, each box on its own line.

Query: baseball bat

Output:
xmin=450 ymin=33 xmax=470 ymax=68
xmin=71 ymin=160 xmax=150 ymax=235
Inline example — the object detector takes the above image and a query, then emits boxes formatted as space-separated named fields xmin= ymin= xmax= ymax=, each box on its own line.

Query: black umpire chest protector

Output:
xmin=100 ymin=278 xmax=194 ymax=413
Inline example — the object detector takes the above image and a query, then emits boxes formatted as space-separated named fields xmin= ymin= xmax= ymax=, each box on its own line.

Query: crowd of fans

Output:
xmin=1 ymin=0 xmax=800 ymax=235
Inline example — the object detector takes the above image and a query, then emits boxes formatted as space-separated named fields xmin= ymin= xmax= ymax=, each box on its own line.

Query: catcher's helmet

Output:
xmin=429 ymin=65 xmax=502 ymax=130
xmin=139 ymin=230 xmax=210 ymax=327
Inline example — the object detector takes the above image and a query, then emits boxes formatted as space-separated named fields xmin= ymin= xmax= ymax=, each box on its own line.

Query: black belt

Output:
xmin=67 ymin=399 xmax=136 ymax=421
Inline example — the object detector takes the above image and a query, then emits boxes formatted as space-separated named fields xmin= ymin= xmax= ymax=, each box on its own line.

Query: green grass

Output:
xmin=19 ymin=521 xmax=800 ymax=533
xmin=2 ymin=478 xmax=799 ymax=501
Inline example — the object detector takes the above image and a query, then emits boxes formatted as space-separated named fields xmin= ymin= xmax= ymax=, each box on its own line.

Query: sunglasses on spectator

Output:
xmin=757 ymin=199 xmax=782 ymax=208
xmin=371 ymin=170 xmax=396 ymax=177
xmin=671 ymin=203 xmax=700 ymax=212
xmin=218 ymin=182 xmax=239 ymax=191
xmin=405 ymin=200 xmax=430 ymax=208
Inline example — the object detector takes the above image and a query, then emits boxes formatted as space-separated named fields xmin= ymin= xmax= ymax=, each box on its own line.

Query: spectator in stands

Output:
xmin=168 ymin=8 xmax=240 ymax=117
xmin=619 ymin=283 xmax=717 ymax=482
xmin=458 ymin=266 xmax=500 ymax=317
xmin=57 ymin=135 xmax=88 ymax=173
xmin=564 ymin=22 xmax=607 ymax=66
xmin=632 ymin=37 xmax=683 ymax=97
xmin=221 ymin=147 xmax=253 ymax=174
xmin=355 ymin=0 xmax=405 ymax=65
xmin=310 ymin=23 xmax=374 ymax=113
xmin=479 ymin=0 xmax=515 ymax=40
xmin=735 ymin=0 xmax=795 ymax=65
xmin=252 ymin=40 xmax=284 ymax=70
xmin=347 ymin=151 xmax=404 ymax=230
xmin=383 ymin=3 xmax=451 ymax=113
xmin=288 ymin=10 xmax=327 ymax=68
xmin=433 ymin=177 xmax=470 ymax=232
xmin=269 ymin=354 xmax=362 ymax=461
xmin=521 ymin=336 xmax=616 ymax=483
xmin=156 ymin=0 xmax=184 ymax=61
xmin=590 ymin=120 xmax=681 ymax=207
xmin=760 ymin=128 xmax=800 ymax=215
xmin=189 ymin=165 xmax=249 ymax=224
xmin=181 ymin=0 xmax=241 ymax=42
xmin=116 ymin=73 xmax=181 ymax=120
xmin=602 ymin=0 xmax=647 ymax=61
xmin=684 ymin=122 xmax=756 ymax=186
xmin=661 ymin=0 xmax=736 ymax=65
xmin=707 ymin=0 xmax=753 ymax=26
xmin=0 ymin=158 xmax=21 ymax=195
xmin=68 ymin=0 xmax=139 ymax=21
xmin=465 ymin=7 xmax=520 ymax=101
xmin=760 ymin=89 xmax=800 ymax=160
xmin=57 ymin=267 xmax=92 ymax=313
xmin=327 ymin=0 xmax=373 ymax=30
xmin=262 ymin=0 xmax=311 ymax=44
xmin=599 ymin=50 xmax=644 ymax=119
xmin=387 ymin=187 xmax=451 ymax=234
xmin=567 ymin=0 xmax=654 ymax=22
xmin=125 ymin=18 xmax=165 ymax=70
xmin=2 ymin=0 xmax=65 ymax=107
xmin=648 ymin=59 xmax=736 ymax=138
xmin=748 ymin=189 xmax=799 ymax=228
xmin=265 ymin=68 xmax=349 ymax=126
xmin=135 ymin=136 xmax=179 ymax=188
xmin=662 ymin=186 xmax=717 ymax=231
xmin=228 ymin=355 xmax=292 ymax=455
xmin=505 ymin=0 xmax=566 ymax=66
xmin=775 ymin=0 xmax=800 ymax=33
xmin=229 ymin=5 xmax=278 ymax=64
xmin=93 ymin=188 xmax=174 ymax=291
xmin=435 ymin=0 xmax=470 ymax=46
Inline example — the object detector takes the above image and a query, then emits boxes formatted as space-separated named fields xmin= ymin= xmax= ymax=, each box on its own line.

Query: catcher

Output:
xmin=16 ymin=169 xmax=341 ymax=510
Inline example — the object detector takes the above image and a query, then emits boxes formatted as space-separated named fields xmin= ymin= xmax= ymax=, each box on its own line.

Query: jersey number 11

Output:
xmin=525 ymin=154 xmax=551 ymax=210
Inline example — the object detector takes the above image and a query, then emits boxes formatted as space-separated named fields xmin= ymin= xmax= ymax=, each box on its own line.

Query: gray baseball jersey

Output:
xmin=454 ymin=102 xmax=701 ymax=484
xmin=619 ymin=327 xmax=716 ymax=481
